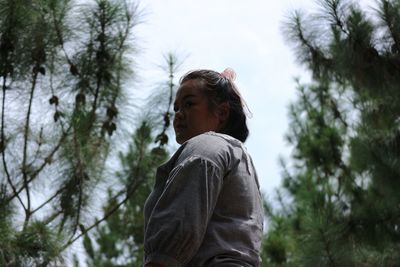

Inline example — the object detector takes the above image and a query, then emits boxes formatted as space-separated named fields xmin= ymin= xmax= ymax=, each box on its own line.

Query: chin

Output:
xmin=175 ymin=135 xmax=185 ymax=144
xmin=174 ymin=131 xmax=188 ymax=144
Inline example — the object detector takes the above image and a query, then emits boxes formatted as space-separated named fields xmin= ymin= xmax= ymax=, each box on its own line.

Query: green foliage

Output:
xmin=0 ymin=0 xmax=140 ymax=265
xmin=57 ymin=0 xmax=137 ymax=231
xmin=263 ymin=0 xmax=400 ymax=266
xmin=80 ymin=53 xmax=179 ymax=267
xmin=84 ymin=122 xmax=168 ymax=267
xmin=0 ymin=219 xmax=63 ymax=266
xmin=262 ymin=216 xmax=293 ymax=266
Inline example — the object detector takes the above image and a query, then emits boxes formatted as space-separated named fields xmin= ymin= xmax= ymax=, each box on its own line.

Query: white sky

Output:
xmin=134 ymin=0 xmax=317 ymax=198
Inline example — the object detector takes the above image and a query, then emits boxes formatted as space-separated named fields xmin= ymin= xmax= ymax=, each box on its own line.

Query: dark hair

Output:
xmin=180 ymin=69 xmax=249 ymax=142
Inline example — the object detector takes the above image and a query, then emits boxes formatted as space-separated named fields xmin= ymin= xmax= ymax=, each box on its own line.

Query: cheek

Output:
xmin=172 ymin=114 xmax=177 ymax=125
xmin=197 ymin=115 xmax=217 ymax=131
xmin=208 ymin=112 xmax=223 ymax=131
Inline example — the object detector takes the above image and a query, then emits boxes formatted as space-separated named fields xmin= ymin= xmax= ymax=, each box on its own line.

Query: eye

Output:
xmin=174 ymin=98 xmax=196 ymax=113
xmin=184 ymin=100 xmax=194 ymax=108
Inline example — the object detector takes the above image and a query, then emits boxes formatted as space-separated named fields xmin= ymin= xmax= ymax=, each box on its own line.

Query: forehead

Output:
xmin=175 ymin=79 xmax=205 ymax=100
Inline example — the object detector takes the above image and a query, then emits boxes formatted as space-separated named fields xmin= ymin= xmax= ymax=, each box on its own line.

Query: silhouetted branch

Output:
xmin=60 ymin=135 xmax=146 ymax=252
xmin=2 ymin=75 xmax=26 ymax=211
xmin=22 ymin=70 xmax=40 ymax=227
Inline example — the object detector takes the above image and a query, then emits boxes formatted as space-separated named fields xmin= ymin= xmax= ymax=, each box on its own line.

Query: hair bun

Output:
xmin=220 ymin=68 xmax=237 ymax=81
xmin=221 ymin=68 xmax=252 ymax=119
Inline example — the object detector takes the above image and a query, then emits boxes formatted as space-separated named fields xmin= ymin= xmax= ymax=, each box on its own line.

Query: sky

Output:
xmin=133 ymin=0 xmax=317 ymax=199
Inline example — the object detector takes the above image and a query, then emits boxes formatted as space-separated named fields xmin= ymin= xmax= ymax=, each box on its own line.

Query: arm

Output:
xmin=144 ymin=156 xmax=224 ymax=266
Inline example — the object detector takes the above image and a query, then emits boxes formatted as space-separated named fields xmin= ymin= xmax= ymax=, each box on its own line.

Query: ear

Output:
xmin=217 ymin=102 xmax=230 ymax=123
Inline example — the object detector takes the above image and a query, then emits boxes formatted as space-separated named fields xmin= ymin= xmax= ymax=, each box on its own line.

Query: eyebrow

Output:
xmin=182 ymin=94 xmax=196 ymax=100
xmin=174 ymin=94 xmax=197 ymax=106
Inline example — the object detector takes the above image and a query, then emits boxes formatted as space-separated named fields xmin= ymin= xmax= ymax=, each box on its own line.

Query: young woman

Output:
xmin=143 ymin=69 xmax=263 ymax=267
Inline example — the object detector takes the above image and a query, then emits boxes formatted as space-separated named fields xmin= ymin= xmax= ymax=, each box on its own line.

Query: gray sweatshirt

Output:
xmin=143 ymin=132 xmax=263 ymax=266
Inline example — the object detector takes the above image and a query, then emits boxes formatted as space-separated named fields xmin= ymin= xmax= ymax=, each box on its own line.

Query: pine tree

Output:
xmin=0 ymin=0 xmax=140 ymax=265
xmin=262 ymin=0 xmax=400 ymax=266
xmin=83 ymin=122 xmax=168 ymax=267
xmin=82 ymin=53 xmax=181 ymax=267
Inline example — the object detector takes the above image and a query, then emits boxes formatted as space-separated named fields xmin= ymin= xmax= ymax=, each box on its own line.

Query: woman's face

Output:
xmin=173 ymin=79 xmax=221 ymax=144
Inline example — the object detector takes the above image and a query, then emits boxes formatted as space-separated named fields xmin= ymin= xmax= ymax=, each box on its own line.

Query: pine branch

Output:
xmin=349 ymin=211 xmax=400 ymax=228
xmin=155 ymin=53 xmax=182 ymax=147
xmin=6 ymin=126 xmax=71 ymax=203
xmin=61 ymin=125 xmax=86 ymax=237
xmin=111 ymin=2 xmax=135 ymax=104
xmin=22 ymin=69 xmax=40 ymax=227
xmin=50 ymin=1 xmax=98 ymax=103
xmin=59 ymin=170 xmax=145 ymax=253
xmin=319 ymin=228 xmax=336 ymax=266
xmin=70 ymin=159 xmax=84 ymax=240
xmin=167 ymin=54 xmax=175 ymax=110
xmin=59 ymin=129 xmax=147 ymax=253
xmin=51 ymin=3 xmax=81 ymax=80
xmin=286 ymin=12 xmax=333 ymax=78
xmin=43 ymin=210 xmax=62 ymax=225
xmin=2 ymin=74 xmax=27 ymax=211
xmin=31 ymin=185 xmax=66 ymax=216
xmin=381 ymin=1 xmax=400 ymax=53
xmin=89 ymin=2 xmax=108 ymax=122
xmin=0 ymin=5 xmax=27 ymax=212
xmin=156 ymin=59 xmax=174 ymax=146
xmin=322 ymin=0 xmax=349 ymax=35
xmin=291 ymin=13 xmax=316 ymax=54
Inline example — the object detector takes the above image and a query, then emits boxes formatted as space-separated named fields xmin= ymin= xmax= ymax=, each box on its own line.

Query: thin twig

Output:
xmin=69 ymin=129 xmax=85 ymax=239
xmin=1 ymin=75 xmax=26 ymax=211
xmin=60 ymin=176 xmax=144 ymax=252
xmin=43 ymin=210 xmax=62 ymax=225
xmin=22 ymin=69 xmax=39 ymax=227
xmin=31 ymin=185 xmax=66 ymax=215
xmin=6 ymin=126 xmax=70 ymax=203
xmin=326 ymin=0 xmax=349 ymax=35
xmin=319 ymin=228 xmax=336 ymax=266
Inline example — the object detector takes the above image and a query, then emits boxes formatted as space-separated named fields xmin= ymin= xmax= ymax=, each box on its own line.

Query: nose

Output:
xmin=174 ymin=109 xmax=184 ymax=120
xmin=173 ymin=110 xmax=184 ymax=126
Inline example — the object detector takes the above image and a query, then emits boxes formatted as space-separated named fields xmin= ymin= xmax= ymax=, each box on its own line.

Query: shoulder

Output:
xmin=185 ymin=132 xmax=243 ymax=155
xmin=175 ymin=132 xmax=247 ymax=168
xmin=190 ymin=131 xmax=239 ymax=146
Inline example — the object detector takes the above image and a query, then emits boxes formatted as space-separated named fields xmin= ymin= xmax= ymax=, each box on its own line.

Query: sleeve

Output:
xmin=143 ymin=155 xmax=224 ymax=266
